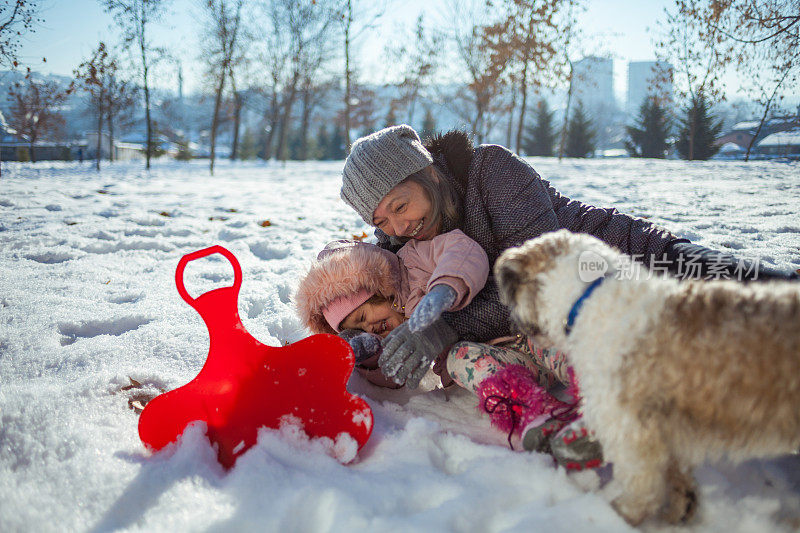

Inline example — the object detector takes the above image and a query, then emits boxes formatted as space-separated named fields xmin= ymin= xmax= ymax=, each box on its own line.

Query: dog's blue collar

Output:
xmin=565 ymin=276 xmax=606 ymax=336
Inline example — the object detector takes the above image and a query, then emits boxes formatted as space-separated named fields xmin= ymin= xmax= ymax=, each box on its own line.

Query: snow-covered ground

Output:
xmin=1 ymin=157 xmax=799 ymax=533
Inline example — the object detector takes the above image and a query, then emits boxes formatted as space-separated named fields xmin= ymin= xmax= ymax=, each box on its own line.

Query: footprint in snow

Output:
xmin=107 ymin=292 xmax=143 ymax=304
xmin=81 ymin=240 xmax=173 ymax=254
xmin=58 ymin=316 xmax=152 ymax=346
xmin=24 ymin=251 xmax=74 ymax=264
xmin=249 ymin=241 xmax=290 ymax=260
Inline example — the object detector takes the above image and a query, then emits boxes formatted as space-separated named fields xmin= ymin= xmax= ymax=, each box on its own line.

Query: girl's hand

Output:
xmin=339 ymin=329 xmax=382 ymax=364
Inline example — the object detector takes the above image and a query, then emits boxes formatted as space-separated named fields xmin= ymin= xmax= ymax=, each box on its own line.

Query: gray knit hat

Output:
xmin=341 ymin=124 xmax=433 ymax=225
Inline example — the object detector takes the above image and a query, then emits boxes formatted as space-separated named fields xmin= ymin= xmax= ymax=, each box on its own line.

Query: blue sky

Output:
xmin=20 ymin=0 xmax=675 ymax=99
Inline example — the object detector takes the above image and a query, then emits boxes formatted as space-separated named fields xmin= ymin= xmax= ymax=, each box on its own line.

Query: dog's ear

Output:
xmin=494 ymin=255 xmax=525 ymax=306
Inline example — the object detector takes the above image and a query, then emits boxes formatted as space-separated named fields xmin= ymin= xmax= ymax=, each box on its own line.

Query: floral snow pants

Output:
xmin=445 ymin=335 xmax=571 ymax=395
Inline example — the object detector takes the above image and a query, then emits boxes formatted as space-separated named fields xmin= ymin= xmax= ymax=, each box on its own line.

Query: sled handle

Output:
xmin=175 ymin=245 xmax=243 ymax=305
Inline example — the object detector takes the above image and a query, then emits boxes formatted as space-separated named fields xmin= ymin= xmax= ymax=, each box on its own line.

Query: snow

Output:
xmin=1 ymin=157 xmax=800 ymax=532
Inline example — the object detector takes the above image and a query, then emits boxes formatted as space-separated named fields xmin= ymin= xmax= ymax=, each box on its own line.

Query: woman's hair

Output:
xmin=403 ymin=165 xmax=462 ymax=233
xmin=366 ymin=293 xmax=390 ymax=306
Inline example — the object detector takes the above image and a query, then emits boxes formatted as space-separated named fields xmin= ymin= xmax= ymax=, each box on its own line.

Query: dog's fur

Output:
xmin=495 ymin=229 xmax=800 ymax=526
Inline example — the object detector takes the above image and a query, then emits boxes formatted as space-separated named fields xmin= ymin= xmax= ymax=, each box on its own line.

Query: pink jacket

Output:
xmin=394 ymin=229 xmax=489 ymax=317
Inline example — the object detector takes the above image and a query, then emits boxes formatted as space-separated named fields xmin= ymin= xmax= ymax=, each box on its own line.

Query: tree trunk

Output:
xmin=262 ymin=87 xmax=279 ymax=161
xmin=140 ymin=13 xmax=152 ymax=170
xmin=516 ymin=56 xmax=530 ymax=154
xmin=407 ymin=86 xmax=419 ymax=126
xmin=96 ymin=95 xmax=103 ymax=171
xmin=558 ymin=63 xmax=573 ymax=161
xmin=275 ymin=72 xmax=299 ymax=162
xmin=506 ymin=80 xmax=516 ymax=148
xmin=231 ymin=91 xmax=242 ymax=161
xmin=343 ymin=0 xmax=352 ymax=151
xmin=299 ymin=85 xmax=312 ymax=160
xmin=688 ymin=106 xmax=696 ymax=161
xmin=210 ymin=67 xmax=227 ymax=175
xmin=107 ymin=109 xmax=115 ymax=162
xmin=745 ymin=70 xmax=789 ymax=162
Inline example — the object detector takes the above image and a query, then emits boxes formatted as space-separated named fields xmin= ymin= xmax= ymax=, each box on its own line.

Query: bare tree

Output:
xmin=0 ymin=1 xmax=41 ymax=68
xmin=655 ymin=1 xmax=731 ymax=160
xmin=335 ymin=0 xmax=384 ymax=150
xmin=74 ymin=42 xmax=118 ymax=170
xmin=273 ymin=0 xmax=335 ymax=162
xmin=486 ymin=0 xmax=575 ymax=153
xmin=676 ymin=0 xmax=800 ymax=160
xmin=105 ymin=71 xmax=139 ymax=162
xmin=7 ymin=74 xmax=70 ymax=162
xmin=202 ymin=0 xmax=244 ymax=174
xmin=297 ymin=78 xmax=335 ymax=160
xmin=384 ymin=14 xmax=440 ymax=127
xmin=253 ymin=0 xmax=290 ymax=161
xmin=445 ymin=0 xmax=509 ymax=143
xmin=103 ymin=0 xmax=169 ymax=170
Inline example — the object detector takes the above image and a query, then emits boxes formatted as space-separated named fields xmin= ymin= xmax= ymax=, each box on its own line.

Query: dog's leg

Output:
xmin=608 ymin=415 xmax=670 ymax=526
xmin=662 ymin=459 xmax=698 ymax=524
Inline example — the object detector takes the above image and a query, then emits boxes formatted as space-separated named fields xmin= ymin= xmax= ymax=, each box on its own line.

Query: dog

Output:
xmin=494 ymin=229 xmax=800 ymax=526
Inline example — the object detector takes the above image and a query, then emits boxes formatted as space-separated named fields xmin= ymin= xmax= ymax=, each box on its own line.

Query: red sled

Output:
xmin=138 ymin=245 xmax=373 ymax=468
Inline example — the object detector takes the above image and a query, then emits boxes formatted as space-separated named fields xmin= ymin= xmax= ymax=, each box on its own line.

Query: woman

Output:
xmin=339 ymin=124 xmax=797 ymax=388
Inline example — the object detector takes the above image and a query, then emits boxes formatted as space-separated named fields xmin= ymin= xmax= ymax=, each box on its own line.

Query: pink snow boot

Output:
xmin=476 ymin=364 xmax=572 ymax=449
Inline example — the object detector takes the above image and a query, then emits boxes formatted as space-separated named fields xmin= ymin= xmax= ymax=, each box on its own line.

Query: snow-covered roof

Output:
xmin=758 ymin=129 xmax=800 ymax=147
xmin=731 ymin=121 xmax=760 ymax=131
xmin=719 ymin=142 xmax=745 ymax=152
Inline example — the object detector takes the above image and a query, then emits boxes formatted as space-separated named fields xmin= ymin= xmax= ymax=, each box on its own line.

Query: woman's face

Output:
xmin=340 ymin=299 xmax=406 ymax=338
xmin=372 ymin=176 xmax=439 ymax=241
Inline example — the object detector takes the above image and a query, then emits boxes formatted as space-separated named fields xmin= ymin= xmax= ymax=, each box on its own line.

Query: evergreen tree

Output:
xmin=239 ymin=128 xmax=257 ymax=160
xmin=565 ymin=101 xmax=595 ymax=158
xmin=676 ymin=92 xmax=723 ymax=160
xmin=327 ymin=127 xmax=347 ymax=160
xmin=316 ymin=125 xmax=331 ymax=160
xmin=384 ymin=105 xmax=398 ymax=128
xmin=625 ymin=97 xmax=670 ymax=158
xmin=420 ymin=107 xmax=436 ymax=140
xmin=523 ymin=99 xmax=556 ymax=156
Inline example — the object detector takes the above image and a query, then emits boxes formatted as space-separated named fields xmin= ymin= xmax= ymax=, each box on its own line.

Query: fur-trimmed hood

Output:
xmin=422 ymin=129 xmax=475 ymax=190
xmin=294 ymin=240 xmax=404 ymax=335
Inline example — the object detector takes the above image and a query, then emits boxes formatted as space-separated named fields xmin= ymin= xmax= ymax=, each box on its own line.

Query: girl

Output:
xmin=295 ymin=231 xmax=603 ymax=470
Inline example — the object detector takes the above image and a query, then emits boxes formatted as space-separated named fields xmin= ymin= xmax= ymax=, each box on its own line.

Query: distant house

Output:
xmin=756 ymin=129 xmax=800 ymax=158
xmin=716 ymin=121 xmax=759 ymax=150
xmin=716 ymin=117 xmax=800 ymax=153
xmin=85 ymin=131 xmax=144 ymax=161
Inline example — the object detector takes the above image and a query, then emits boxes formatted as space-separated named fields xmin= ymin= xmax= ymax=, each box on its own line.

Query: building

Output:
xmin=572 ymin=56 xmax=619 ymax=150
xmin=626 ymin=61 xmax=673 ymax=116
xmin=573 ymin=56 xmax=615 ymax=113
xmin=756 ymin=129 xmax=800 ymax=158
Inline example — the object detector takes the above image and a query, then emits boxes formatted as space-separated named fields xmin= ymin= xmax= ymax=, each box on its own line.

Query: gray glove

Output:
xmin=408 ymin=284 xmax=458 ymax=333
xmin=379 ymin=318 xmax=458 ymax=389
xmin=339 ymin=329 xmax=383 ymax=365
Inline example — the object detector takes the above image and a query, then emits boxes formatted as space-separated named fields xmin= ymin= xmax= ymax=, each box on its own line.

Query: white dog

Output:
xmin=494 ymin=229 xmax=800 ymax=525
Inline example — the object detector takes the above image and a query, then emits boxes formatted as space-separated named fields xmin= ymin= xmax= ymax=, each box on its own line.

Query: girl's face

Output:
xmin=372 ymin=176 xmax=439 ymax=241
xmin=340 ymin=299 xmax=406 ymax=338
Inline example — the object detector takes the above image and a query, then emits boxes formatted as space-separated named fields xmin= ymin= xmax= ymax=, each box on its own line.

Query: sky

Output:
xmin=19 ymin=0 xmax=676 ymax=100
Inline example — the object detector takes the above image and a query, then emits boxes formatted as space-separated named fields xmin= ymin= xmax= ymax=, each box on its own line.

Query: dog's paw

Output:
xmin=662 ymin=472 xmax=698 ymax=524
xmin=611 ymin=495 xmax=650 ymax=527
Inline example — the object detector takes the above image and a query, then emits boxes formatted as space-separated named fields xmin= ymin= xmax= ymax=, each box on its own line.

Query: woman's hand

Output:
xmin=407 ymin=284 xmax=457 ymax=333
xmin=379 ymin=318 xmax=458 ymax=389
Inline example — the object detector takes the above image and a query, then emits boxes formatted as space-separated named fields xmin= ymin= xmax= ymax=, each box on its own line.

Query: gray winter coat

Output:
xmin=377 ymin=131 xmax=679 ymax=342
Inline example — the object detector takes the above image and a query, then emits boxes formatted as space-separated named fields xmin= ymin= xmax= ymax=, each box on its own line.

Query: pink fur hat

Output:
xmin=295 ymin=240 xmax=401 ymax=335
